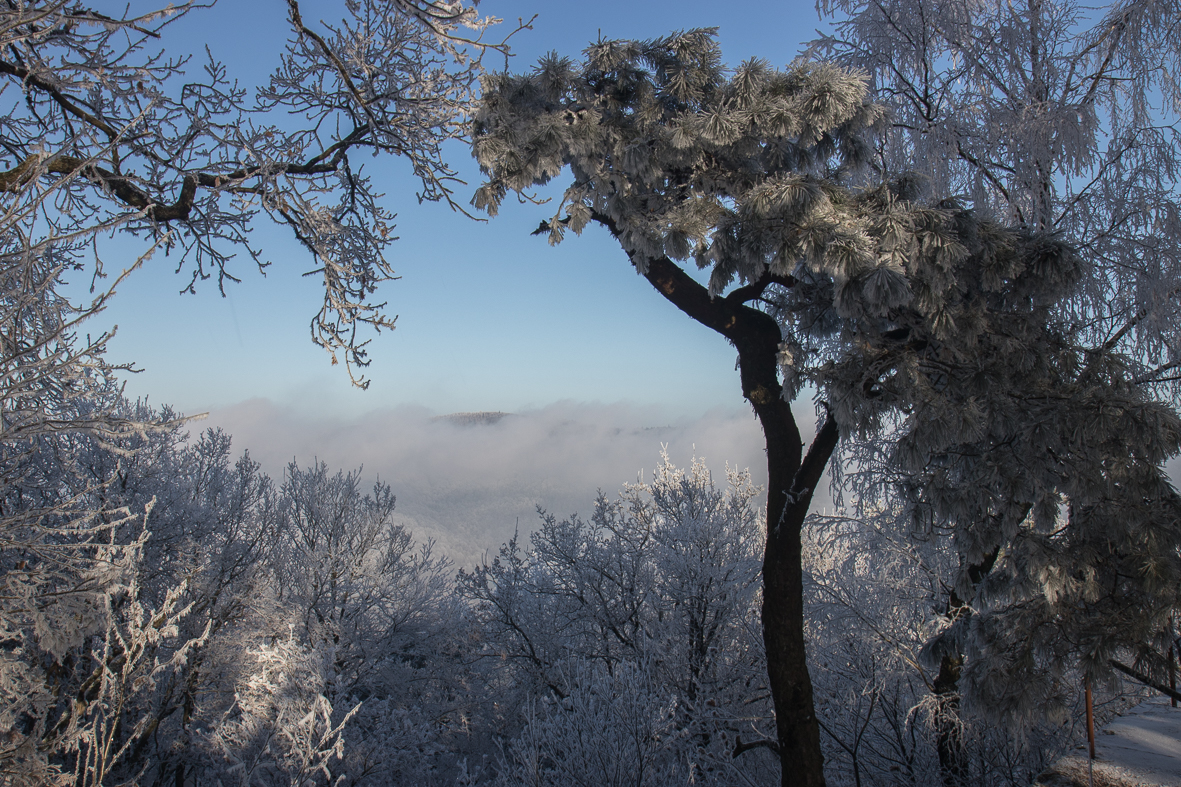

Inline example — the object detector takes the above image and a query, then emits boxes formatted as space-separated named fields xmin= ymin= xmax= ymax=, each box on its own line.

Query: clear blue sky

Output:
xmin=87 ymin=0 xmax=827 ymax=420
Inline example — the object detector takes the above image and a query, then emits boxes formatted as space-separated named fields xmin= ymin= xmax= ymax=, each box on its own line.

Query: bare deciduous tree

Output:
xmin=0 ymin=2 xmax=513 ymax=782
xmin=0 ymin=0 xmax=521 ymax=382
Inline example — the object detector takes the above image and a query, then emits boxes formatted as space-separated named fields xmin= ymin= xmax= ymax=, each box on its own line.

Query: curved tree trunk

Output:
xmin=606 ymin=222 xmax=837 ymax=787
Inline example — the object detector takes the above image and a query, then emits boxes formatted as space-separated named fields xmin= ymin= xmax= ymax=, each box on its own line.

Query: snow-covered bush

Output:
xmin=461 ymin=454 xmax=777 ymax=785
xmin=805 ymin=512 xmax=1083 ymax=787
xmin=469 ymin=457 xmax=1102 ymax=787
xmin=199 ymin=631 xmax=357 ymax=787
xmin=493 ymin=660 xmax=694 ymax=787
xmin=268 ymin=460 xmax=461 ymax=785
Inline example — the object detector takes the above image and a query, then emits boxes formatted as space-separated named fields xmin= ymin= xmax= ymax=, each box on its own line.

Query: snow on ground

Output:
xmin=1038 ymin=696 xmax=1181 ymax=786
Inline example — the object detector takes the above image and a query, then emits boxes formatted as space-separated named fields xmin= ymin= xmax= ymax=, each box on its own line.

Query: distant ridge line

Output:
xmin=432 ymin=411 xmax=514 ymax=426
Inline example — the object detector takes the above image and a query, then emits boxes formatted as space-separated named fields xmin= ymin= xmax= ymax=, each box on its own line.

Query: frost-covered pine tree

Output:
xmin=811 ymin=0 xmax=1181 ymax=769
xmin=470 ymin=30 xmax=1180 ymax=786
xmin=802 ymin=510 xmax=1075 ymax=787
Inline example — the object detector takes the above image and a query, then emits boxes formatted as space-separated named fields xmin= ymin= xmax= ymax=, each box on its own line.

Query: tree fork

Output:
xmin=758 ymin=408 xmax=837 ymax=787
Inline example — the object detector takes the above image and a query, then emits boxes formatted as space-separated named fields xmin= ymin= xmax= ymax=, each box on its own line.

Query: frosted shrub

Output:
xmin=199 ymin=631 xmax=356 ymax=787
xmin=804 ymin=512 xmax=1079 ymax=787
xmin=462 ymin=454 xmax=777 ymax=785
xmin=494 ymin=660 xmax=692 ymax=787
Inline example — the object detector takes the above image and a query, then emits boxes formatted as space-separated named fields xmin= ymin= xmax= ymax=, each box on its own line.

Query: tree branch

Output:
xmin=590 ymin=212 xmax=779 ymax=347
xmin=779 ymin=410 xmax=839 ymax=533
xmin=0 ymin=149 xmax=340 ymax=222
xmin=733 ymin=734 xmax=781 ymax=759
xmin=1110 ymin=659 xmax=1181 ymax=703
xmin=725 ymin=270 xmax=797 ymax=305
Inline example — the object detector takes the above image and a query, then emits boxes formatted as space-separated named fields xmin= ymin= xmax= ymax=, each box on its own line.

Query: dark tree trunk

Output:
xmin=597 ymin=216 xmax=834 ymax=787
xmin=758 ymin=404 xmax=838 ymax=787
xmin=932 ymin=654 xmax=968 ymax=787
xmin=931 ymin=548 xmax=998 ymax=787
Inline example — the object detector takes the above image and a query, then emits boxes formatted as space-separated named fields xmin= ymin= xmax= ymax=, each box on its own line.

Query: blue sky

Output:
xmin=84 ymin=0 xmax=827 ymax=420
xmin=61 ymin=1 xmax=1181 ymax=558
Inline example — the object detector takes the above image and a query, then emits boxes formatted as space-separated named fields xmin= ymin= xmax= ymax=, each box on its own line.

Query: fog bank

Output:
xmin=205 ymin=400 xmax=830 ymax=565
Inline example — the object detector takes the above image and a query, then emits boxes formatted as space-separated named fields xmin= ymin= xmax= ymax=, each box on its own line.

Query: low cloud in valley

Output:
xmin=204 ymin=400 xmax=827 ymax=566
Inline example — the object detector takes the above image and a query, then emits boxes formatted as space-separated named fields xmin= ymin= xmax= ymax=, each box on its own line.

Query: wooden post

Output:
xmin=1085 ymin=677 xmax=1095 ymax=787
xmin=1170 ymin=616 xmax=1177 ymax=709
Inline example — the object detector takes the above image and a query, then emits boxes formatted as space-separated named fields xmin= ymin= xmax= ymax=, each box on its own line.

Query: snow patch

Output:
xmin=1038 ymin=697 xmax=1181 ymax=786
